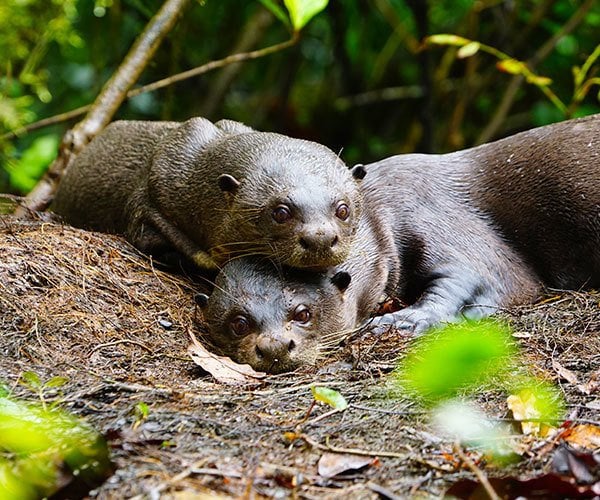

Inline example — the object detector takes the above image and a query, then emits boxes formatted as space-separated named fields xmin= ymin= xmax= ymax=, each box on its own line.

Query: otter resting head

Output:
xmin=209 ymin=134 xmax=365 ymax=270
xmin=198 ymin=259 xmax=353 ymax=374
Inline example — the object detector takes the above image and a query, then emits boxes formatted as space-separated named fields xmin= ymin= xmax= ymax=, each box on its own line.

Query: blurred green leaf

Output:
xmin=397 ymin=320 xmax=516 ymax=403
xmin=0 ymin=397 xmax=112 ymax=498
xmin=457 ymin=41 xmax=480 ymax=58
xmin=8 ymin=134 xmax=58 ymax=193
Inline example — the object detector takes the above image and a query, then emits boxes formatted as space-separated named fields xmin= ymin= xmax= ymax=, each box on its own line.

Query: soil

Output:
xmin=0 ymin=217 xmax=598 ymax=499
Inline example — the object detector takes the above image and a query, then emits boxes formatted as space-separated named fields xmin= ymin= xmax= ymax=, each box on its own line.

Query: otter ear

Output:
xmin=218 ymin=174 xmax=241 ymax=194
xmin=351 ymin=164 xmax=366 ymax=180
xmin=331 ymin=271 xmax=351 ymax=293
xmin=194 ymin=293 xmax=210 ymax=309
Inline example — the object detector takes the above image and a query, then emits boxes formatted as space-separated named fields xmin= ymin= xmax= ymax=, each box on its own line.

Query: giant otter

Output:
xmin=200 ymin=114 xmax=600 ymax=373
xmin=51 ymin=117 xmax=363 ymax=270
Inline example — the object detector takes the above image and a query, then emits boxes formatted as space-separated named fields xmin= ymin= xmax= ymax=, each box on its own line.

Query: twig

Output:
xmin=90 ymin=339 xmax=153 ymax=354
xmin=453 ymin=441 xmax=500 ymax=500
xmin=300 ymin=433 xmax=408 ymax=459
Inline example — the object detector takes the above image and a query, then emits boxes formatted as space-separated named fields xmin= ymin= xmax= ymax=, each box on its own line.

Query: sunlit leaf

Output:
xmin=284 ymin=0 xmax=328 ymax=31
xmin=507 ymin=381 xmax=564 ymax=436
xmin=425 ymin=34 xmax=471 ymax=46
xmin=457 ymin=41 xmax=480 ymax=58
xmin=496 ymin=58 xmax=526 ymax=75
xmin=311 ymin=386 xmax=348 ymax=410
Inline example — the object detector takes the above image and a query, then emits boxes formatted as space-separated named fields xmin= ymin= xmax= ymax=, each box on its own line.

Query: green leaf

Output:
xmin=135 ymin=401 xmax=150 ymax=419
xmin=45 ymin=376 xmax=68 ymax=389
xmin=21 ymin=371 xmax=41 ymax=389
xmin=397 ymin=320 xmax=516 ymax=403
xmin=525 ymin=74 xmax=553 ymax=86
xmin=496 ymin=58 xmax=526 ymax=75
xmin=311 ymin=386 xmax=348 ymax=410
xmin=257 ymin=0 xmax=290 ymax=28
xmin=284 ymin=0 xmax=328 ymax=31
xmin=457 ymin=41 xmax=480 ymax=59
xmin=425 ymin=34 xmax=471 ymax=47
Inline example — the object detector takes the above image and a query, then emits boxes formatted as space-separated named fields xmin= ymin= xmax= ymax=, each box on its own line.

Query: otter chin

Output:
xmin=198 ymin=259 xmax=353 ymax=374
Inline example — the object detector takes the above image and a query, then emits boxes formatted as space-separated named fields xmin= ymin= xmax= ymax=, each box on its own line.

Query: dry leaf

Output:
xmin=187 ymin=330 xmax=266 ymax=385
xmin=552 ymin=360 xmax=579 ymax=384
xmin=317 ymin=452 xmax=376 ymax=478
xmin=563 ymin=424 xmax=600 ymax=450
xmin=507 ymin=392 xmax=554 ymax=437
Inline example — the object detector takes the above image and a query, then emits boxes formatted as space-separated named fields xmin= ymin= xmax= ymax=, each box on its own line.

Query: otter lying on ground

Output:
xmin=199 ymin=114 xmax=600 ymax=373
xmin=51 ymin=118 xmax=363 ymax=271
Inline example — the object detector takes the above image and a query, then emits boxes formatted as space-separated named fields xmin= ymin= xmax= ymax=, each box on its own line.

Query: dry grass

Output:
xmin=1 ymin=217 xmax=598 ymax=498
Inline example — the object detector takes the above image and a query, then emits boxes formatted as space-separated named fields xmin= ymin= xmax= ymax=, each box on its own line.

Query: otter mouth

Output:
xmin=286 ymin=248 xmax=349 ymax=270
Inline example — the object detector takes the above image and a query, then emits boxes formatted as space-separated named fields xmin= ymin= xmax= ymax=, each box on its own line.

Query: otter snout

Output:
xmin=296 ymin=223 xmax=342 ymax=265
xmin=255 ymin=335 xmax=297 ymax=368
xmin=252 ymin=329 xmax=317 ymax=373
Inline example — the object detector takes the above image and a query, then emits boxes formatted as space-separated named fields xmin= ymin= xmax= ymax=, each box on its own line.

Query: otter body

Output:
xmin=52 ymin=117 xmax=363 ymax=270
xmin=202 ymin=114 xmax=600 ymax=372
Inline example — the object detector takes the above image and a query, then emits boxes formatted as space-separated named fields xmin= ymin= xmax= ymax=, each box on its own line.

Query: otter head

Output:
xmin=198 ymin=259 xmax=353 ymax=374
xmin=214 ymin=133 xmax=366 ymax=270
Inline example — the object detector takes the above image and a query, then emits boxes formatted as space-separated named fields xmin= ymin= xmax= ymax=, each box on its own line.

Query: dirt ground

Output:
xmin=0 ymin=217 xmax=598 ymax=499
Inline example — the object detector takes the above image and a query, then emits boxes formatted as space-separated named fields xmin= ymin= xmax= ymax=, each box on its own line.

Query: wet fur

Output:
xmin=51 ymin=118 xmax=363 ymax=271
xmin=203 ymin=114 xmax=600 ymax=371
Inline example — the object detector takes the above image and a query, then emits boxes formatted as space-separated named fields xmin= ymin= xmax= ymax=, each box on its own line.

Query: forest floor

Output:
xmin=1 ymin=217 xmax=598 ymax=499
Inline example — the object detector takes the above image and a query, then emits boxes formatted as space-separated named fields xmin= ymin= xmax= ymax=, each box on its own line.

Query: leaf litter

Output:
xmin=0 ymin=217 xmax=598 ymax=498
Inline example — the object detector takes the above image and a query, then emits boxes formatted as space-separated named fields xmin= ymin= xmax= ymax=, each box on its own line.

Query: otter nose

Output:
xmin=298 ymin=230 xmax=339 ymax=251
xmin=255 ymin=335 xmax=296 ymax=366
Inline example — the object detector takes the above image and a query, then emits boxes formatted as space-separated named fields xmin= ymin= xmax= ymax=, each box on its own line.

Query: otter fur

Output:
xmin=51 ymin=117 xmax=363 ymax=270
xmin=200 ymin=114 xmax=600 ymax=372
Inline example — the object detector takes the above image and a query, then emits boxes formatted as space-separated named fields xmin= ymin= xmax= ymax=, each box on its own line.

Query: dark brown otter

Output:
xmin=51 ymin=117 xmax=363 ymax=270
xmin=199 ymin=114 xmax=600 ymax=372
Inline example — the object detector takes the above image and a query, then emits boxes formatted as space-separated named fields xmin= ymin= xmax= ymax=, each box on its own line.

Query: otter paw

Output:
xmin=363 ymin=310 xmax=433 ymax=336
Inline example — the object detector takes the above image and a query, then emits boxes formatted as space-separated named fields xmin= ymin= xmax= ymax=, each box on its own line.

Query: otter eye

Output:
xmin=230 ymin=315 xmax=251 ymax=336
xmin=335 ymin=203 xmax=350 ymax=221
xmin=272 ymin=205 xmax=292 ymax=224
xmin=292 ymin=305 xmax=311 ymax=324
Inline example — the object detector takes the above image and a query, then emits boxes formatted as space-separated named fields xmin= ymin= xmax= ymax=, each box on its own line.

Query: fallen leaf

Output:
xmin=552 ymin=360 xmax=579 ymax=384
xmin=187 ymin=331 xmax=266 ymax=385
xmin=562 ymin=424 xmax=600 ymax=450
xmin=507 ymin=388 xmax=558 ymax=437
xmin=552 ymin=444 xmax=598 ymax=485
xmin=317 ymin=452 xmax=376 ymax=478
xmin=311 ymin=386 xmax=348 ymax=410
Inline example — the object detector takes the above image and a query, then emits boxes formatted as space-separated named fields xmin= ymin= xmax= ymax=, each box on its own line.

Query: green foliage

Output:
xmin=284 ymin=0 xmax=328 ymax=31
xmin=0 ymin=396 xmax=111 ymax=499
xmin=2 ymin=0 xmax=599 ymax=194
xmin=394 ymin=320 xmax=565 ymax=464
xmin=7 ymin=134 xmax=59 ymax=193
xmin=397 ymin=320 xmax=516 ymax=403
